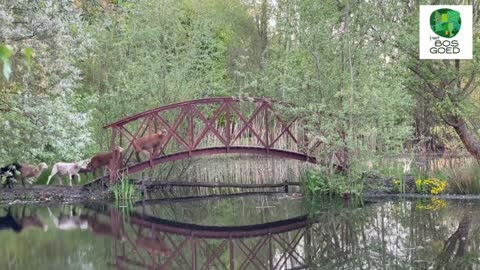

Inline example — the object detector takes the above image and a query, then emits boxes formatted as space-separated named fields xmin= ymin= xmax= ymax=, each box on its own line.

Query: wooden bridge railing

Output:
xmin=103 ymin=97 xmax=318 ymax=183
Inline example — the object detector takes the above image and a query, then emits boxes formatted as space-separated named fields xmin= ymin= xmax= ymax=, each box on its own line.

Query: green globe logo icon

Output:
xmin=430 ymin=8 xmax=461 ymax=38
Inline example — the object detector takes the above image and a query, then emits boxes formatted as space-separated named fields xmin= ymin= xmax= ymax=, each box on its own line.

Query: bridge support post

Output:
xmin=226 ymin=101 xmax=230 ymax=152
xmin=229 ymin=238 xmax=234 ymax=270
xmin=109 ymin=127 xmax=118 ymax=184
xmin=188 ymin=105 xmax=193 ymax=156
xmin=265 ymin=102 xmax=269 ymax=154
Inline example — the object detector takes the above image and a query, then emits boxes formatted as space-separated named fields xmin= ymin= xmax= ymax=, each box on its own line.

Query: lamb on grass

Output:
xmin=47 ymin=160 xmax=89 ymax=186
xmin=18 ymin=162 xmax=48 ymax=186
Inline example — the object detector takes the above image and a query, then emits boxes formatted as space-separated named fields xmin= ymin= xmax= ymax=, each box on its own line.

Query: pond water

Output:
xmin=0 ymin=194 xmax=479 ymax=270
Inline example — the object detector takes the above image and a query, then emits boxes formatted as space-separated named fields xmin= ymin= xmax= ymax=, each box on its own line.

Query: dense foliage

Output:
xmin=0 ymin=0 xmax=478 ymax=175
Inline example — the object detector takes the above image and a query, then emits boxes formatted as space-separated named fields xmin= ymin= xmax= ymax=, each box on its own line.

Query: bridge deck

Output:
xmin=84 ymin=146 xmax=316 ymax=187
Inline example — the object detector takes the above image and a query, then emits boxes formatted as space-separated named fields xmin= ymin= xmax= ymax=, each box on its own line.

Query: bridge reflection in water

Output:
xmin=91 ymin=207 xmax=314 ymax=270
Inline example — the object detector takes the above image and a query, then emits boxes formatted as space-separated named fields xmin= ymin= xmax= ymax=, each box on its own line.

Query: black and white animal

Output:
xmin=0 ymin=163 xmax=22 ymax=189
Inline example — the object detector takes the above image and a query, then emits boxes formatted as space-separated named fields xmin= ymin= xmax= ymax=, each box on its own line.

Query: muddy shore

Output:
xmin=3 ymin=183 xmax=480 ymax=206
xmin=0 ymin=185 xmax=111 ymax=205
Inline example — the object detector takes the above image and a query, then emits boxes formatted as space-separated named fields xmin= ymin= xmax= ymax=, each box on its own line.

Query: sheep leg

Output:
xmin=148 ymin=149 xmax=153 ymax=167
xmin=68 ymin=174 xmax=73 ymax=186
xmin=139 ymin=150 xmax=150 ymax=164
xmin=6 ymin=177 xmax=14 ymax=189
xmin=135 ymin=151 xmax=142 ymax=163
xmin=57 ymin=176 xmax=63 ymax=186
xmin=47 ymin=166 xmax=58 ymax=185
xmin=75 ymin=173 xmax=81 ymax=185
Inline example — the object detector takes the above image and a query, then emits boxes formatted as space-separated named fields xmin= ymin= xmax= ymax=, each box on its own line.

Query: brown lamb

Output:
xmin=132 ymin=130 xmax=167 ymax=162
xmin=19 ymin=162 xmax=48 ymax=186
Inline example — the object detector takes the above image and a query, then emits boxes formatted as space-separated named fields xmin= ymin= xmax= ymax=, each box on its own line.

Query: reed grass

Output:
xmin=445 ymin=164 xmax=480 ymax=194
xmin=110 ymin=173 xmax=136 ymax=202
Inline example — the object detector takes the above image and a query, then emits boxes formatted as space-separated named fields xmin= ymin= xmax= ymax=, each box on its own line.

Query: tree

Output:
xmin=79 ymin=0 xmax=254 ymax=149
xmin=366 ymin=0 xmax=480 ymax=159
xmin=234 ymin=0 xmax=413 ymax=176
xmin=0 ymin=1 xmax=93 ymax=163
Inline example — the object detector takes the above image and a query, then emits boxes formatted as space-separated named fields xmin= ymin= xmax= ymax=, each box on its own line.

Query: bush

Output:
xmin=415 ymin=178 xmax=447 ymax=195
xmin=301 ymin=168 xmax=363 ymax=198
xmin=445 ymin=164 xmax=480 ymax=194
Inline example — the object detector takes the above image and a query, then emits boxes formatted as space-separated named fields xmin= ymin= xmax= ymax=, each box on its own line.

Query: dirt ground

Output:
xmin=0 ymin=185 xmax=111 ymax=205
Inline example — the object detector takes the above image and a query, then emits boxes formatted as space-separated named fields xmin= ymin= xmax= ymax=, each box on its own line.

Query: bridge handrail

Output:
xmin=103 ymin=97 xmax=294 ymax=129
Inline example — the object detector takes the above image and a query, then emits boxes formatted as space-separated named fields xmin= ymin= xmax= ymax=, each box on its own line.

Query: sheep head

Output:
xmin=77 ymin=159 xmax=90 ymax=170
xmin=39 ymin=162 xmax=48 ymax=170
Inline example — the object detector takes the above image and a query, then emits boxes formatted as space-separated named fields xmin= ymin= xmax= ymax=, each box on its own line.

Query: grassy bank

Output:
xmin=302 ymin=162 xmax=480 ymax=198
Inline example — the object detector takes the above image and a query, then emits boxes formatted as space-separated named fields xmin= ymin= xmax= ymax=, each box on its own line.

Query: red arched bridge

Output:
xmin=102 ymin=97 xmax=318 ymax=183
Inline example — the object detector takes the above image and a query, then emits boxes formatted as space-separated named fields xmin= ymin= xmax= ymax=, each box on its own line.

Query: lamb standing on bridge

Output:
xmin=132 ymin=130 xmax=167 ymax=163
xmin=86 ymin=147 xmax=124 ymax=178
xmin=46 ymin=160 xmax=89 ymax=186
xmin=18 ymin=162 xmax=48 ymax=186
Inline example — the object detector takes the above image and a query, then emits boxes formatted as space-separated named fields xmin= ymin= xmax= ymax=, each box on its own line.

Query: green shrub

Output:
xmin=445 ymin=164 xmax=480 ymax=194
xmin=110 ymin=174 xmax=136 ymax=202
xmin=301 ymin=168 xmax=363 ymax=198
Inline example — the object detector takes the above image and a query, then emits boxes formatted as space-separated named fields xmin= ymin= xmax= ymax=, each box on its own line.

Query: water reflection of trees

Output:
xmin=98 ymin=199 xmax=480 ymax=269
xmin=308 ymin=200 xmax=480 ymax=270
xmin=137 ymin=194 xmax=305 ymax=226
xmin=1 ymin=199 xmax=480 ymax=269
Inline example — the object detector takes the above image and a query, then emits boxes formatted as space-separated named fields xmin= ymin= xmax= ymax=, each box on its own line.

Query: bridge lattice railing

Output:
xmin=104 ymin=97 xmax=316 ymax=181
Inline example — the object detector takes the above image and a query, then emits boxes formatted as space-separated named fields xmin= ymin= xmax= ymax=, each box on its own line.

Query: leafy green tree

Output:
xmin=80 ymin=0 xmax=254 ymax=149
xmin=361 ymin=0 xmax=480 ymax=160
xmin=234 ymin=0 xmax=413 ymax=180
xmin=0 ymin=1 xmax=93 ymax=163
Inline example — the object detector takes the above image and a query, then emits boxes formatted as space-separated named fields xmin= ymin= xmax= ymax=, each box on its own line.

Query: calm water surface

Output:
xmin=1 ymin=194 xmax=479 ymax=270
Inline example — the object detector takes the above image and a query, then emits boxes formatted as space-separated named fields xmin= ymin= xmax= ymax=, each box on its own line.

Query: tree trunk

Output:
xmin=452 ymin=116 xmax=480 ymax=160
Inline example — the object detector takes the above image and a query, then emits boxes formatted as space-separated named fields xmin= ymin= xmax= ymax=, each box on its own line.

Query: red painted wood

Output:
xmin=99 ymin=97 xmax=316 ymax=184
xmin=109 ymin=128 xmax=117 ymax=183
xmin=153 ymin=111 xmax=189 ymax=150
xmin=226 ymin=101 xmax=231 ymax=151
xmin=230 ymin=103 xmax=267 ymax=147
xmin=104 ymin=97 xmax=292 ymax=129
xmin=123 ymin=147 xmax=316 ymax=175
xmin=191 ymin=102 xmax=227 ymax=148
